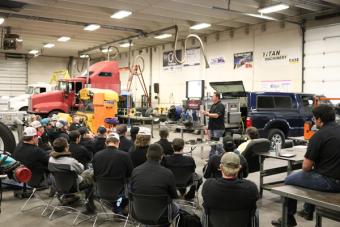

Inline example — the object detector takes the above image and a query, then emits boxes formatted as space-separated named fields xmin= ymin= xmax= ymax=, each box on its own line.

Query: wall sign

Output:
xmin=234 ymin=52 xmax=253 ymax=69
xmin=183 ymin=47 xmax=201 ymax=67
xmin=163 ymin=50 xmax=182 ymax=71
xmin=209 ymin=56 xmax=225 ymax=65
xmin=263 ymin=50 xmax=287 ymax=61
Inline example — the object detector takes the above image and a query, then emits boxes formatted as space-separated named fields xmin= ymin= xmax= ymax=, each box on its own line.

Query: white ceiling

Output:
xmin=0 ymin=0 xmax=339 ymax=57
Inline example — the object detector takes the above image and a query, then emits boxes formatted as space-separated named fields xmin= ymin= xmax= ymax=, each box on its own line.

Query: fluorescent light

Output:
xmin=16 ymin=38 xmax=23 ymax=42
xmin=120 ymin=42 xmax=134 ymax=48
xmin=190 ymin=23 xmax=211 ymax=30
xmin=101 ymin=48 xmax=112 ymax=53
xmin=43 ymin=43 xmax=55 ymax=48
xmin=80 ymin=54 xmax=89 ymax=58
xmin=245 ymin=13 xmax=277 ymax=21
xmin=58 ymin=36 xmax=71 ymax=42
xmin=258 ymin=3 xmax=289 ymax=14
xmin=111 ymin=10 xmax=132 ymax=19
xmin=84 ymin=24 xmax=100 ymax=31
xmin=154 ymin=34 xmax=172 ymax=39
xmin=29 ymin=49 xmax=39 ymax=55
xmin=0 ymin=17 xmax=4 ymax=25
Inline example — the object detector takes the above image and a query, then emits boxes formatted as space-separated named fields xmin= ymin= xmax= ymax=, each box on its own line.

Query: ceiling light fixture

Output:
xmin=190 ymin=23 xmax=211 ymax=30
xmin=101 ymin=48 xmax=113 ymax=53
xmin=245 ymin=13 xmax=277 ymax=21
xmin=29 ymin=49 xmax=39 ymax=55
xmin=0 ymin=17 xmax=4 ymax=25
xmin=80 ymin=54 xmax=89 ymax=58
xmin=58 ymin=36 xmax=71 ymax=42
xmin=120 ymin=42 xmax=133 ymax=48
xmin=154 ymin=34 xmax=172 ymax=39
xmin=111 ymin=10 xmax=132 ymax=19
xmin=258 ymin=3 xmax=289 ymax=14
xmin=16 ymin=38 xmax=23 ymax=42
xmin=43 ymin=43 xmax=55 ymax=48
xmin=84 ymin=24 xmax=100 ymax=31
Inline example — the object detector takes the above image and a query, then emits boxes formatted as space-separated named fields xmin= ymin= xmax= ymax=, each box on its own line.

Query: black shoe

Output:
xmin=271 ymin=217 xmax=297 ymax=227
xmin=297 ymin=209 xmax=313 ymax=220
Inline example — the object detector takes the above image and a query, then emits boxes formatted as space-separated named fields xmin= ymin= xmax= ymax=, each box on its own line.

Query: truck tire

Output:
xmin=19 ymin=106 xmax=28 ymax=112
xmin=268 ymin=129 xmax=285 ymax=149
xmin=0 ymin=121 xmax=16 ymax=153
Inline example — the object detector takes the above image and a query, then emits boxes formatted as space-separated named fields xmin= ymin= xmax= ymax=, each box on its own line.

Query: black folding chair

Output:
xmin=93 ymin=176 xmax=127 ymax=227
xmin=124 ymin=192 xmax=179 ymax=227
xmin=49 ymin=171 xmax=94 ymax=225
xmin=242 ymin=139 xmax=270 ymax=173
xmin=168 ymin=165 xmax=200 ymax=208
xmin=204 ymin=208 xmax=258 ymax=227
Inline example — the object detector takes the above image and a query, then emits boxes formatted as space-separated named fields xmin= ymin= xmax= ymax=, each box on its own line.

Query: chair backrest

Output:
xmin=242 ymin=138 xmax=270 ymax=173
xmin=207 ymin=209 xmax=253 ymax=227
xmin=168 ymin=165 xmax=193 ymax=188
xmin=27 ymin=171 xmax=45 ymax=188
xmin=129 ymin=192 xmax=171 ymax=225
xmin=95 ymin=176 xmax=125 ymax=201
xmin=52 ymin=171 xmax=78 ymax=194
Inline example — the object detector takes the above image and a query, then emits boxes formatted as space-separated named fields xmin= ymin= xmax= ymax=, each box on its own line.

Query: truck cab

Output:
xmin=8 ymin=83 xmax=56 ymax=111
xmin=208 ymin=81 xmax=314 ymax=147
xmin=29 ymin=60 xmax=121 ymax=116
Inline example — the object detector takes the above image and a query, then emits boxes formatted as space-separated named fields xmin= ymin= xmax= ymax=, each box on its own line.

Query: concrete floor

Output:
xmin=1 ymin=126 xmax=339 ymax=227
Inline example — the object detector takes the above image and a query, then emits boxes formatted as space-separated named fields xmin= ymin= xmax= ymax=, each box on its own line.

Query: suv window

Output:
xmin=257 ymin=96 xmax=292 ymax=109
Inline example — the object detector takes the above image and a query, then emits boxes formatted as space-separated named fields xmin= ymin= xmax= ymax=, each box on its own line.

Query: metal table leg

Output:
xmin=281 ymin=197 xmax=288 ymax=227
xmin=200 ymin=128 xmax=204 ymax=159
xmin=259 ymin=156 xmax=265 ymax=198
xmin=181 ymin=128 xmax=184 ymax=139
xmin=287 ymin=161 xmax=293 ymax=175
xmin=151 ymin=118 xmax=154 ymax=138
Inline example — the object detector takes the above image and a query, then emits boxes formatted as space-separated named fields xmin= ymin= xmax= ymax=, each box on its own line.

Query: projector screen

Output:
xmin=186 ymin=80 xmax=204 ymax=99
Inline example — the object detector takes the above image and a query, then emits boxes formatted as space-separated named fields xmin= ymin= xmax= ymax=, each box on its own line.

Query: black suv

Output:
xmin=209 ymin=81 xmax=314 ymax=147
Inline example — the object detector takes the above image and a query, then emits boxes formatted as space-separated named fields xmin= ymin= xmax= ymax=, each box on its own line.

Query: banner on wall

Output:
xmin=234 ymin=52 xmax=253 ymax=69
xmin=183 ymin=47 xmax=201 ymax=67
xmin=261 ymin=80 xmax=292 ymax=92
xmin=210 ymin=56 xmax=225 ymax=65
xmin=261 ymin=50 xmax=300 ymax=65
xmin=163 ymin=50 xmax=182 ymax=71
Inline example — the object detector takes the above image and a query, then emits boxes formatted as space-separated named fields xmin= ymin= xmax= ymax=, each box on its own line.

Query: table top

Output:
xmin=258 ymin=145 xmax=307 ymax=161
xmin=118 ymin=115 xmax=154 ymax=120
xmin=271 ymin=185 xmax=340 ymax=212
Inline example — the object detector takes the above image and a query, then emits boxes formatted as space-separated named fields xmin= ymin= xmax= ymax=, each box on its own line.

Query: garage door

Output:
xmin=0 ymin=55 xmax=28 ymax=97
xmin=304 ymin=24 xmax=340 ymax=97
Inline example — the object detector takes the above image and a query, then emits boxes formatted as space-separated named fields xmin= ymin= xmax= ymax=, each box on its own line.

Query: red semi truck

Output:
xmin=28 ymin=60 xmax=121 ymax=116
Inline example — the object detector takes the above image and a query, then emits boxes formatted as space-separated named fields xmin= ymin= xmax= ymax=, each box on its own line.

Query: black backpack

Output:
xmin=178 ymin=209 xmax=202 ymax=227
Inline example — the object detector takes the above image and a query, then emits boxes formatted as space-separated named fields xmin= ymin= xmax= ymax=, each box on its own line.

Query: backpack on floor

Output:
xmin=178 ymin=209 xmax=202 ymax=227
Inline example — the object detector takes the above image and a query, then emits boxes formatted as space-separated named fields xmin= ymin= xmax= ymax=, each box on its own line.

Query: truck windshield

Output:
xmin=58 ymin=81 xmax=68 ymax=91
xmin=81 ymin=71 xmax=94 ymax=77
xmin=26 ymin=86 xmax=34 ymax=94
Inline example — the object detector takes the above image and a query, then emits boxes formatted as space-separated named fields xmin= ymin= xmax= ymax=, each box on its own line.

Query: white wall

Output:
xmin=116 ymin=22 xmax=303 ymax=107
xmin=28 ymin=56 xmax=69 ymax=84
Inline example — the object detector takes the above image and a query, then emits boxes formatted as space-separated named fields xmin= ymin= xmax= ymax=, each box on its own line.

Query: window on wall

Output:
xmin=257 ymin=96 xmax=293 ymax=109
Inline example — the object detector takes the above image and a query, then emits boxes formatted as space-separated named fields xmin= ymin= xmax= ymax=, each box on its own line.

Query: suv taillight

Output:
xmin=246 ymin=117 xmax=252 ymax=128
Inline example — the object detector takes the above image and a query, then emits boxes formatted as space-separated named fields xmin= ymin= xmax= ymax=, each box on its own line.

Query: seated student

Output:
xmin=69 ymin=116 xmax=83 ymax=131
xmin=52 ymin=120 xmax=70 ymax=142
xmin=48 ymin=137 xmax=95 ymax=214
xmin=116 ymin=124 xmax=133 ymax=152
xmin=14 ymin=127 xmax=49 ymax=186
xmin=129 ymin=129 xmax=151 ymax=168
xmin=69 ymin=130 xmax=92 ymax=169
xmin=130 ymin=126 xmax=139 ymax=143
xmin=202 ymin=152 xmax=259 ymax=226
xmin=237 ymin=127 xmax=259 ymax=154
xmin=163 ymin=138 xmax=202 ymax=200
xmin=92 ymin=133 xmax=133 ymax=215
xmin=79 ymin=127 xmax=95 ymax=155
xmin=93 ymin=126 xmax=107 ymax=154
xmin=156 ymin=127 xmax=174 ymax=155
xmin=204 ymin=135 xmax=249 ymax=179
xmin=130 ymin=144 xmax=179 ymax=221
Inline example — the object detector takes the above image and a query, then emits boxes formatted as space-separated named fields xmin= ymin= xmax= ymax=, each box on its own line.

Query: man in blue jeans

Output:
xmin=201 ymin=92 xmax=225 ymax=157
xmin=272 ymin=104 xmax=340 ymax=227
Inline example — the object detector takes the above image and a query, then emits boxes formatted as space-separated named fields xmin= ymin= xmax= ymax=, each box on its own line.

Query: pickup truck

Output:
xmin=209 ymin=81 xmax=314 ymax=147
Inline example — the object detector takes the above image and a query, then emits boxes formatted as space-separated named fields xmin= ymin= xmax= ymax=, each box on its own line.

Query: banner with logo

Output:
xmin=234 ymin=52 xmax=253 ymax=69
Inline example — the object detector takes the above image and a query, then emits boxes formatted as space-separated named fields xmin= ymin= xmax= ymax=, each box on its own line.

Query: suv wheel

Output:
xmin=268 ymin=129 xmax=285 ymax=149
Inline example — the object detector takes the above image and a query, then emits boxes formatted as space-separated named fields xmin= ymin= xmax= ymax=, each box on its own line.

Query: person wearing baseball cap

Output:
xmin=202 ymin=152 xmax=259 ymax=225
xmin=52 ymin=119 xmax=69 ymax=142
xmin=31 ymin=120 xmax=52 ymax=151
xmin=116 ymin=124 xmax=133 ymax=153
xmin=93 ymin=126 xmax=107 ymax=154
xmin=92 ymin=132 xmax=133 ymax=215
xmin=13 ymin=127 xmax=50 ymax=186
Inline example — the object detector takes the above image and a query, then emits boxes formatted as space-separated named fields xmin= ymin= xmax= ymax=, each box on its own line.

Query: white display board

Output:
xmin=186 ymin=80 xmax=204 ymax=98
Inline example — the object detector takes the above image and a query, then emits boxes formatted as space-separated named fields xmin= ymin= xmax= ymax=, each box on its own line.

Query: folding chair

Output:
xmin=124 ymin=192 xmax=179 ymax=227
xmin=204 ymin=208 xmax=258 ymax=227
xmin=92 ymin=176 xmax=128 ymax=227
xmin=242 ymin=138 xmax=270 ymax=173
xmin=49 ymin=171 xmax=94 ymax=225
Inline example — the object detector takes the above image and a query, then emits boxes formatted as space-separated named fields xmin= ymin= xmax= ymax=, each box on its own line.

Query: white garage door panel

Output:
xmin=0 ymin=57 xmax=27 ymax=97
xmin=304 ymin=24 xmax=340 ymax=96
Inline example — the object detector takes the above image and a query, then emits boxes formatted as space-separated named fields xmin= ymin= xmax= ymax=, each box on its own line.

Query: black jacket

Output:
xmin=130 ymin=160 xmax=178 ymax=199
xmin=93 ymin=136 xmax=106 ymax=154
xmin=92 ymin=146 xmax=133 ymax=179
xmin=119 ymin=136 xmax=133 ymax=152
xmin=156 ymin=139 xmax=174 ymax=155
xmin=69 ymin=142 xmax=92 ymax=168
xmin=129 ymin=145 xmax=148 ymax=168
xmin=80 ymin=137 xmax=95 ymax=155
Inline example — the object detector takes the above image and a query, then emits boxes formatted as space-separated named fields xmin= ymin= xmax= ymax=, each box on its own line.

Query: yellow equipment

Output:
xmin=75 ymin=88 xmax=119 ymax=133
